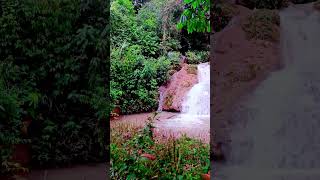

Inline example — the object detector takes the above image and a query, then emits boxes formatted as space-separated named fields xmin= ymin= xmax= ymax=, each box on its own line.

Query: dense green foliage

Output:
xmin=110 ymin=114 xmax=210 ymax=179
xmin=0 ymin=0 xmax=108 ymax=167
xmin=110 ymin=0 xmax=208 ymax=114
xmin=177 ymin=0 xmax=210 ymax=33
xmin=0 ymin=80 xmax=28 ymax=176
xmin=186 ymin=51 xmax=209 ymax=64
xmin=110 ymin=47 xmax=171 ymax=114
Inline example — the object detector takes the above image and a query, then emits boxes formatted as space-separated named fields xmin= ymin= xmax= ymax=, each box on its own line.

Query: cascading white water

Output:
xmin=157 ymin=86 xmax=166 ymax=112
xmin=181 ymin=63 xmax=210 ymax=117
xmin=215 ymin=3 xmax=320 ymax=180
xmin=155 ymin=62 xmax=210 ymax=142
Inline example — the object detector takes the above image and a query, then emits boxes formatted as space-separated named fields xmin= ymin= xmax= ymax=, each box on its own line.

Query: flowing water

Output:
xmin=155 ymin=62 xmax=210 ymax=141
xmin=157 ymin=86 xmax=166 ymax=112
xmin=214 ymin=3 xmax=320 ymax=180
xmin=181 ymin=63 xmax=210 ymax=116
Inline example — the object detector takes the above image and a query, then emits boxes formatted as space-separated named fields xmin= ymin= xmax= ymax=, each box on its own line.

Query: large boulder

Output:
xmin=161 ymin=64 xmax=198 ymax=112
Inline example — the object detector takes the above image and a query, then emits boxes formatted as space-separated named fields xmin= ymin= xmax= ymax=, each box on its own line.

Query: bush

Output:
xmin=242 ymin=9 xmax=280 ymax=41
xmin=110 ymin=46 xmax=171 ymax=114
xmin=186 ymin=51 xmax=209 ymax=64
xmin=111 ymin=0 xmax=161 ymax=57
xmin=167 ymin=51 xmax=182 ymax=71
xmin=0 ymin=80 xmax=28 ymax=176
xmin=110 ymin=114 xmax=210 ymax=179
xmin=0 ymin=0 xmax=108 ymax=167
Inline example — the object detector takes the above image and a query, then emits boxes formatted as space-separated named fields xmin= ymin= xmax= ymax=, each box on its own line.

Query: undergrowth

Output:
xmin=110 ymin=113 xmax=210 ymax=179
xmin=186 ymin=51 xmax=209 ymax=64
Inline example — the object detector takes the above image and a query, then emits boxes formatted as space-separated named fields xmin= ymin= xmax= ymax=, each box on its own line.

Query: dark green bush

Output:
xmin=186 ymin=51 xmax=209 ymax=64
xmin=0 ymin=0 xmax=108 ymax=167
xmin=111 ymin=0 xmax=161 ymax=57
xmin=0 ymin=79 xmax=26 ymax=175
xmin=167 ymin=51 xmax=182 ymax=71
xmin=110 ymin=46 xmax=171 ymax=114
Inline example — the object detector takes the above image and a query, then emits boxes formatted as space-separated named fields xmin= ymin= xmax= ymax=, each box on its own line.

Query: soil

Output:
xmin=211 ymin=5 xmax=282 ymax=145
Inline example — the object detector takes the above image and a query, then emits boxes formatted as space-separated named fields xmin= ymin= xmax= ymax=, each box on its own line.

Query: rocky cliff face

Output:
xmin=161 ymin=64 xmax=198 ymax=112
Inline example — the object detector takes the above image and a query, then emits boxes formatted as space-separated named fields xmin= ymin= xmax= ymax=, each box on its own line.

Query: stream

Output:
xmin=214 ymin=3 xmax=320 ymax=180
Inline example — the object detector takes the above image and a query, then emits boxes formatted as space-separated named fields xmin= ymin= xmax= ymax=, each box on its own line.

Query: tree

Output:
xmin=177 ymin=0 xmax=210 ymax=33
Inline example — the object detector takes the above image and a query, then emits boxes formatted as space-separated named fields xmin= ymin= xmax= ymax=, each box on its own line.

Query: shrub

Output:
xmin=160 ymin=0 xmax=184 ymax=52
xmin=186 ymin=51 xmax=209 ymax=64
xmin=0 ymin=80 xmax=28 ymax=176
xmin=167 ymin=51 xmax=182 ymax=71
xmin=242 ymin=9 xmax=280 ymax=41
xmin=0 ymin=0 xmax=108 ymax=167
xmin=110 ymin=46 xmax=171 ymax=114
xmin=111 ymin=0 xmax=161 ymax=57
xmin=110 ymin=114 xmax=210 ymax=179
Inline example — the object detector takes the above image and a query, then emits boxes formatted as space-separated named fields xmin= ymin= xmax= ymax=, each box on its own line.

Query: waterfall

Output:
xmin=157 ymin=86 xmax=166 ymax=112
xmin=215 ymin=4 xmax=320 ymax=180
xmin=181 ymin=62 xmax=210 ymax=117
xmin=155 ymin=62 xmax=210 ymax=141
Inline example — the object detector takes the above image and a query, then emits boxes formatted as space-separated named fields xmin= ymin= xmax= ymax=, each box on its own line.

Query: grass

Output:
xmin=110 ymin=113 xmax=210 ymax=179
xmin=242 ymin=9 xmax=280 ymax=41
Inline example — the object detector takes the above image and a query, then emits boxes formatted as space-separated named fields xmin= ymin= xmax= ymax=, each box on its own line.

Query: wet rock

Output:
xmin=161 ymin=64 xmax=198 ymax=112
